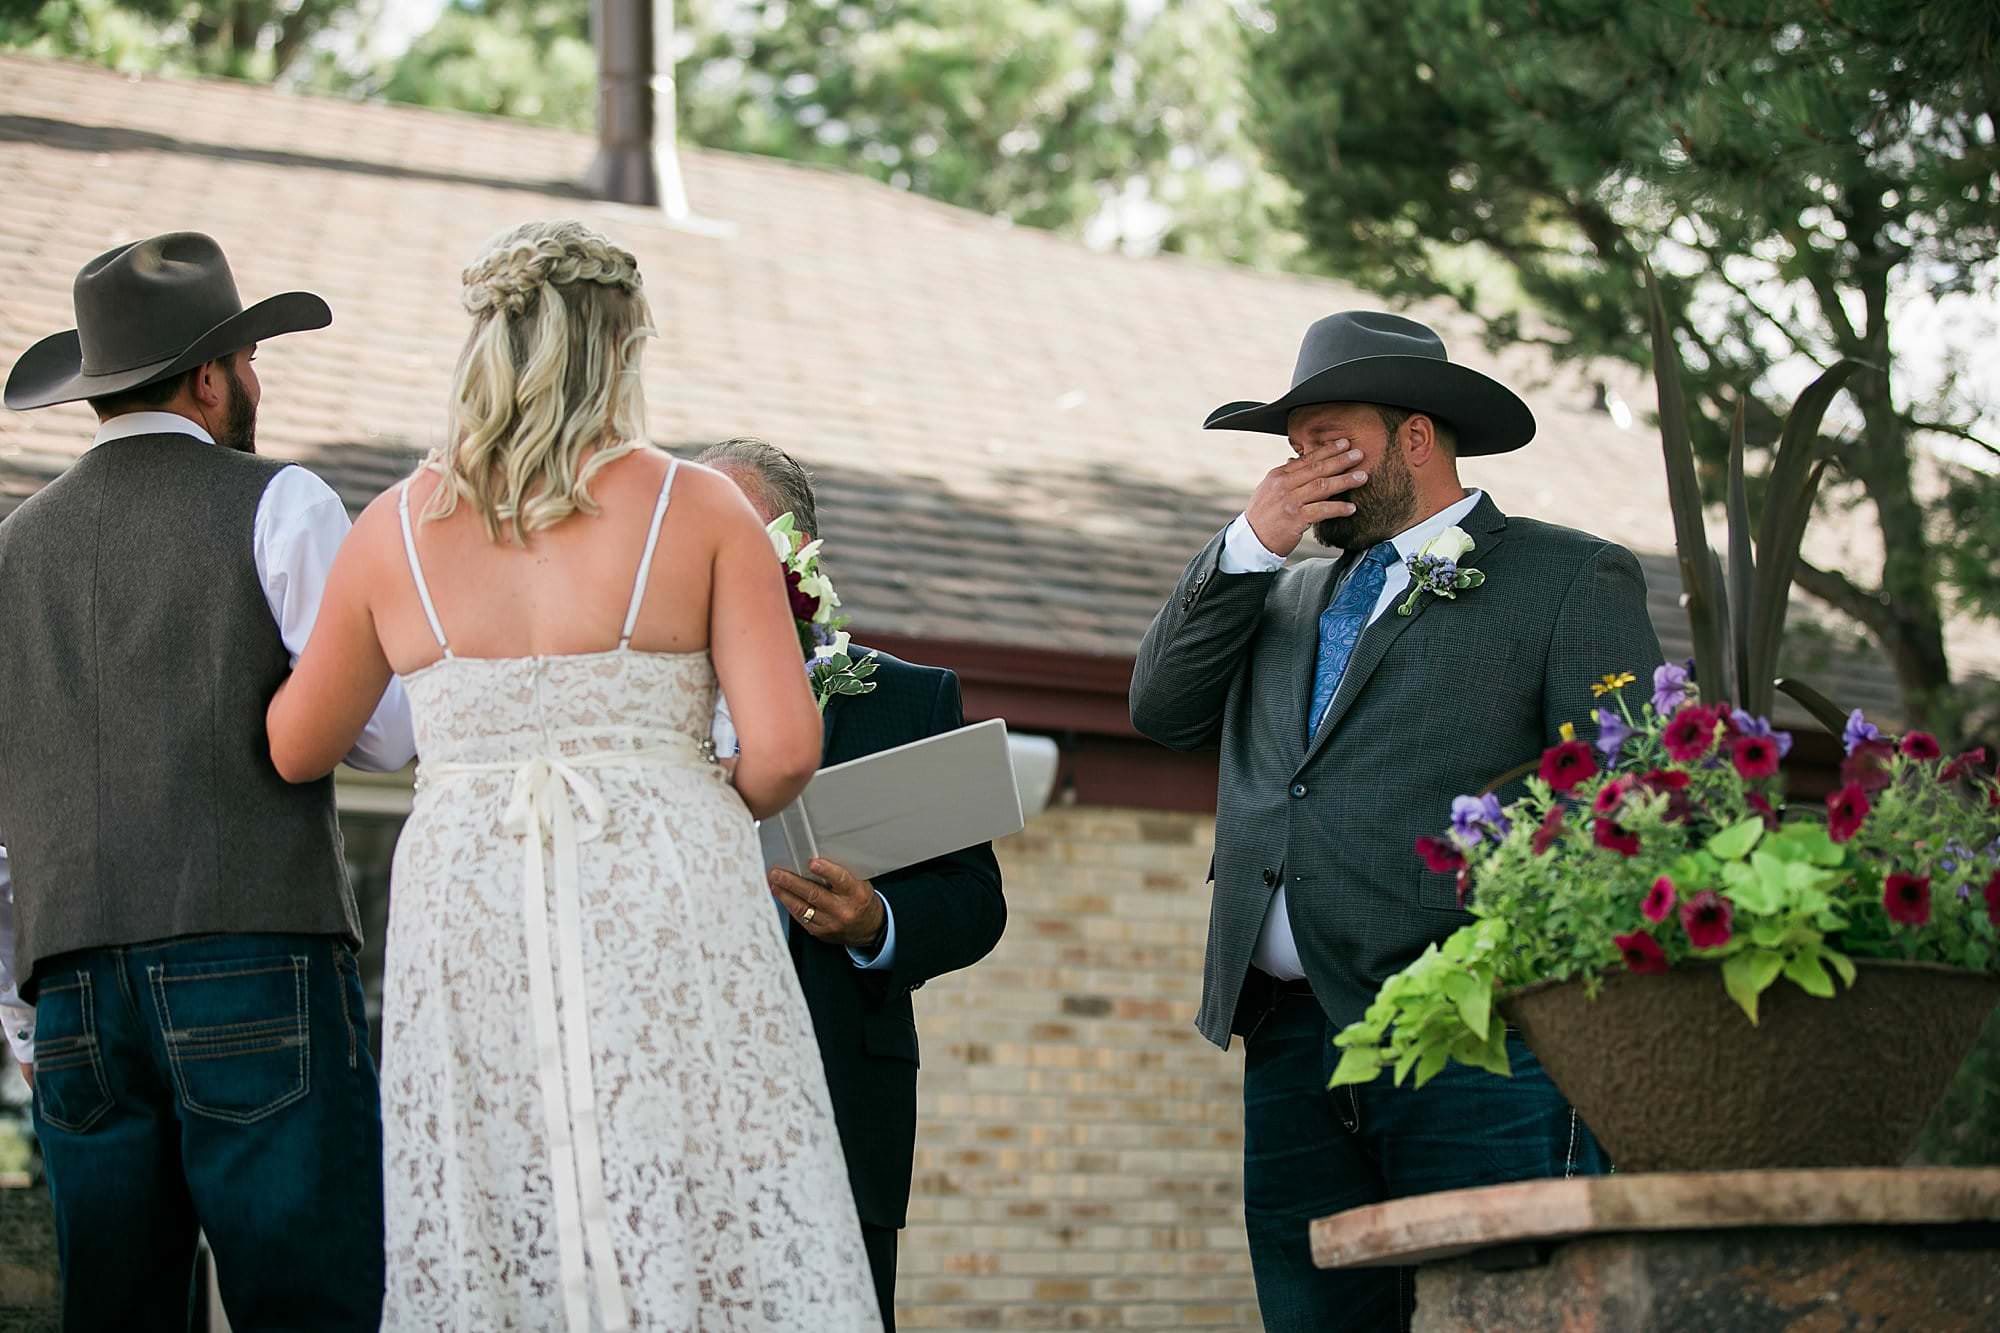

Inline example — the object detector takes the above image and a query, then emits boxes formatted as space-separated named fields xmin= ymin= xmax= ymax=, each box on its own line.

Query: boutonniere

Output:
xmin=1395 ymin=525 xmax=1486 ymax=616
xmin=767 ymin=512 xmax=879 ymax=710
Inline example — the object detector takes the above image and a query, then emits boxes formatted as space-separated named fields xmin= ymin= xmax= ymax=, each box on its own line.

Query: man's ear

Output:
xmin=189 ymin=357 xmax=228 ymax=410
xmin=1405 ymin=413 xmax=1442 ymax=467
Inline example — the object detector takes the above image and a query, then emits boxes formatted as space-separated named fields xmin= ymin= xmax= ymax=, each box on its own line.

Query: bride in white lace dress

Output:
xmin=267 ymin=220 xmax=882 ymax=1331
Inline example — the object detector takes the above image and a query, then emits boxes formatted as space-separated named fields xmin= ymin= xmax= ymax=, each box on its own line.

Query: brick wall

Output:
xmin=899 ymin=805 xmax=1262 ymax=1331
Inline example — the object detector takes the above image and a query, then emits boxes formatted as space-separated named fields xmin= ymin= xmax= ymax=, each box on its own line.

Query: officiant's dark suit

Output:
xmin=701 ymin=440 xmax=1006 ymax=1332
xmin=1130 ymin=313 xmax=1664 ymax=1332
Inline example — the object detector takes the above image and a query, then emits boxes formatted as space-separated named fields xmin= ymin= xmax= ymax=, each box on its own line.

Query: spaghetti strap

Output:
xmin=618 ymin=457 xmax=679 ymax=649
xmin=398 ymin=479 xmax=451 ymax=655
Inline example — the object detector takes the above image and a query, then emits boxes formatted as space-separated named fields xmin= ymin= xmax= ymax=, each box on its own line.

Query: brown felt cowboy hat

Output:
xmin=1204 ymin=310 xmax=1535 ymax=455
xmin=4 ymin=232 xmax=330 ymax=411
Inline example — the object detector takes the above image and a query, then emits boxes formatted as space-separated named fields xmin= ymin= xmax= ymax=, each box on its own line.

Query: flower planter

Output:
xmin=1499 ymin=960 xmax=2000 ymax=1172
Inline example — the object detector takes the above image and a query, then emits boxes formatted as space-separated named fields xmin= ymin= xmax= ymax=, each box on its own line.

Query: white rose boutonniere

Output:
xmin=1396 ymin=525 xmax=1486 ymax=616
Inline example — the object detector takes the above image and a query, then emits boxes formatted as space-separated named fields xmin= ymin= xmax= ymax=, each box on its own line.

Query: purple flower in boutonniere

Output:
xmin=1395 ymin=525 xmax=1486 ymax=616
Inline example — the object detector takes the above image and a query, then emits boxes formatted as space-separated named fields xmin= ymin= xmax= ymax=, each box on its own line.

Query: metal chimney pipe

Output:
xmin=585 ymin=0 xmax=660 ymax=207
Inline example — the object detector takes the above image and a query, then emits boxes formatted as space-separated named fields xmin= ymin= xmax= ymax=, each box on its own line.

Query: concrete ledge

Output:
xmin=0 ymin=1180 xmax=56 ymax=1321
xmin=1312 ymin=1168 xmax=2000 ymax=1269
xmin=1411 ymin=1226 xmax=2000 ymax=1333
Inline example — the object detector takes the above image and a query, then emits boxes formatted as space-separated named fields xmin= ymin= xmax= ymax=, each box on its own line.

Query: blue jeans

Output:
xmin=1240 ymin=988 xmax=1607 ymax=1333
xmin=30 ymin=933 xmax=384 ymax=1332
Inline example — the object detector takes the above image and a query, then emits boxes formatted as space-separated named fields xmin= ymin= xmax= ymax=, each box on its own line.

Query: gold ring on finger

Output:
xmin=802 ymin=907 xmax=816 ymax=924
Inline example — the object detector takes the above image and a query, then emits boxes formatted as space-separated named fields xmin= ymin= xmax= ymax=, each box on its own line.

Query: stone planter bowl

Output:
xmin=1498 ymin=960 xmax=2000 ymax=1173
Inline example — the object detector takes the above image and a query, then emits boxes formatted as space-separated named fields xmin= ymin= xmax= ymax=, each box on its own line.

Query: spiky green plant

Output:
xmin=1644 ymin=264 xmax=1862 ymax=732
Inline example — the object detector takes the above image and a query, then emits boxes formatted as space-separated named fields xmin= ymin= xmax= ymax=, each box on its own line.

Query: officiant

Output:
xmin=700 ymin=438 xmax=1008 ymax=1331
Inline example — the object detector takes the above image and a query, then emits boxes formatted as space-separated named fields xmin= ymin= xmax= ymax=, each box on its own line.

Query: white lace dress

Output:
xmin=378 ymin=465 xmax=881 ymax=1331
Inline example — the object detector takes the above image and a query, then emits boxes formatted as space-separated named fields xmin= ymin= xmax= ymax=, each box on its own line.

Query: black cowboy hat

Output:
xmin=4 ymin=232 xmax=330 ymax=411
xmin=1204 ymin=310 xmax=1535 ymax=455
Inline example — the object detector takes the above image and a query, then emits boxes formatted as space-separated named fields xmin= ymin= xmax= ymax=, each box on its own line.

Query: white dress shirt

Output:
xmin=1219 ymin=490 xmax=1486 ymax=981
xmin=0 ymin=412 xmax=418 ymax=1065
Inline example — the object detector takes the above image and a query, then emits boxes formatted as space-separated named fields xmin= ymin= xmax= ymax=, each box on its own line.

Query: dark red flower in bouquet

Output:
xmin=1826 ymin=783 xmax=1871 ymax=843
xmin=1593 ymin=818 xmax=1641 ymax=858
xmin=1640 ymin=767 xmax=1695 ymax=822
xmin=1592 ymin=776 xmax=1635 ymax=815
xmin=1732 ymin=734 xmax=1781 ymax=780
xmin=1941 ymin=747 xmax=1990 ymax=784
xmin=1883 ymin=872 xmax=1932 ymax=927
xmin=784 ymin=567 xmax=820 ymax=623
xmin=1614 ymin=930 xmax=1669 ymax=975
xmin=1415 ymin=835 xmax=1465 ymax=874
xmin=1832 ymin=780 xmax=1872 ymax=840
xmin=1532 ymin=805 xmax=1566 ymax=856
xmin=1539 ymin=740 xmax=1597 ymax=793
xmin=1840 ymin=738 xmax=1895 ymax=794
xmin=1680 ymin=890 xmax=1734 ymax=949
xmin=1985 ymin=871 xmax=2000 ymax=928
xmin=1662 ymin=705 xmax=1720 ymax=763
xmin=1900 ymin=732 xmax=1942 ymax=762
xmin=1642 ymin=875 xmax=1677 ymax=923
xmin=1746 ymin=792 xmax=1781 ymax=830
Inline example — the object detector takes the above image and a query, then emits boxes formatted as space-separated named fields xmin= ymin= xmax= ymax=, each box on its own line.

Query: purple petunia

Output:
xmin=1843 ymin=708 xmax=1882 ymax=756
xmin=1729 ymin=709 xmax=1794 ymax=759
xmin=1594 ymin=707 xmax=1631 ymax=759
xmin=1449 ymin=793 xmax=1511 ymax=845
xmin=1652 ymin=662 xmax=1690 ymax=716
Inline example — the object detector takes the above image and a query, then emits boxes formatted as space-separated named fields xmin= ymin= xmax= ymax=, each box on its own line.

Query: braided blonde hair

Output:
xmin=428 ymin=220 xmax=656 ymax=542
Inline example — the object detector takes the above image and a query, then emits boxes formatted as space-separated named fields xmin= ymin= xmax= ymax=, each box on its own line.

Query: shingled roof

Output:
xmin=0 ymin=55 xmax=1940 ymax=727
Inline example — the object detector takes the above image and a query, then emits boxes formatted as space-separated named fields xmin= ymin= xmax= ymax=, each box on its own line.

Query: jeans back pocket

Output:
xmin=31 ymin=972 xmax=114 ymax=1133
xmin=149 ymin=954 xmax=310 ymax=1124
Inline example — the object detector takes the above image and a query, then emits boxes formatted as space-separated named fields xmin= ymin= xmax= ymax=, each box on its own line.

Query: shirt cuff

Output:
xmin=2 ymin=1003 xmax=32 ymax=1067
xmin=1219 ymin=513 xmax=1287 ymax=574
xmin=848 ymin=895 xmax=897 ymax=971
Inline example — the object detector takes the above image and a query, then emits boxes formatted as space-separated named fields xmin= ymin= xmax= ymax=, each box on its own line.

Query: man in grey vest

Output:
xmin=1130 ymin=312 xmax=1664 ymax=1332
xmin=0 ymin=233 xmax=414 ymax=1331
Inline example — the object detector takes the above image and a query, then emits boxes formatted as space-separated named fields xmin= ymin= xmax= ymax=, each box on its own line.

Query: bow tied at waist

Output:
xmin=421 ymin=739 xmax=708 ymax=1331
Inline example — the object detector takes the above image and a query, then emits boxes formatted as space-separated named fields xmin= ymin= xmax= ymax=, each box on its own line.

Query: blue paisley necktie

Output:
xmin=1307 ymin=541 xmax=1399 ymax=742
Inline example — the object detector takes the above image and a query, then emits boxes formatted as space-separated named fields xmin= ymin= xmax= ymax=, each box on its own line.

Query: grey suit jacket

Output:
xmin=1130 ymin=494 xmax=1665 ymax=1048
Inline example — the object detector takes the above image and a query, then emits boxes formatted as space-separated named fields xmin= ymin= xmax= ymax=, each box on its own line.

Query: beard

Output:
xmin=1314 ymin=438 xmax=1416 ymax=551
xmin=215 ymin=360 xmax=258 ymax=453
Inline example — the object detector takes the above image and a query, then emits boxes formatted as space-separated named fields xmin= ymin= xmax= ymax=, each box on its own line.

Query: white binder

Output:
xmin=758 ymin=718 xmax=1025 ymax=879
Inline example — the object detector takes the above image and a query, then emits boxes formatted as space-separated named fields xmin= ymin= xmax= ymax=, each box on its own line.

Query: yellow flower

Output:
xmin=1559 ymin=721 xmax=1577 ymax=743
xmin=1591 ymin=671 xmax=1637 ymax=698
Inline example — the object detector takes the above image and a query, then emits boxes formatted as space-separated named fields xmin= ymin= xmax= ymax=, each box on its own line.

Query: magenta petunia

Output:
xmin=1826 ymin=783 xmax=1870 ymax=843
xmin=1884 ymin=872 xmax=1932 ymax=927
xmin=1614 ymin=931 xmax=1669 ymax=975
xmin=1731 ymin=734 xmax=1781 ymax=780
xmin=1593 ymin=818 xmax=1641 ymax=858
xmin=1642 ymin=875 xmax=1677 ymax=923
xmin=1539 ymin=740 xmax=1598 ymax=794
xmin=1899 ymin=732 xmax=1942 ymax=762
xmin=1592 ymin=776 xmax=1635 ymax=815
xmin=1941 ymin=747 xmax=1990 ymax=784
xmin=1841 ymin=738 xmax=1896 ymax=794
xmin=1532 ymin=805 xmax=1566 ymax=857
xmin=1415 ymin=835 xmax=1465 ymax=875
xmin=1746 ymin=791 xmax=1780 ymax=829
xmin=1662 ymin=704 xmax=1720 ymax=763
xmin=1985 ymin=871 xmax=2000 ymax=928
xmin=1680 ymin=890 xmax=1734 ymax=949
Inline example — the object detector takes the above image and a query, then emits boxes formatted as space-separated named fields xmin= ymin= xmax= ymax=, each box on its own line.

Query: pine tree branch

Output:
xmin=1902 ymin=416 xmax=2000 ymax=463
xmin=1682 ymin=226 xmax=1829 ymax=369
xmin=1791 ymin=557 xmax=1893 ymax=644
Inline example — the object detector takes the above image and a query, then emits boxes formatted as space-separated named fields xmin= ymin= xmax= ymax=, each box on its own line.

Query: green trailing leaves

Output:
xmin=1723 ymin=948 xmax=1786 ymax=1024
xmin=1708 ymin=816 xmax=1766 ymax=862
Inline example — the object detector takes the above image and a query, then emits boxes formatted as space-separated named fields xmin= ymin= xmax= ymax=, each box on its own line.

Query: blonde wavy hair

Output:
xmin=426 ymin=220 xmax=656 ymax=542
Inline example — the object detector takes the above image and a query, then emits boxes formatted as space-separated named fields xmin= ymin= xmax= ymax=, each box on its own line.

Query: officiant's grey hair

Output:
xmin=699 ymin=437 xmax=819 ymax=538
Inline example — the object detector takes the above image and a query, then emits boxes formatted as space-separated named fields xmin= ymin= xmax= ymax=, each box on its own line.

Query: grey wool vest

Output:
xmin=0 ymin=433 xmax=354 ymax=998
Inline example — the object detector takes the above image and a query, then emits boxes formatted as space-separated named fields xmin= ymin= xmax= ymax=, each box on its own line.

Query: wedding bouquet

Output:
xmin=767 ymin=512 xmax=877 ymax=710
xmin=1329 ymin=665 xmax=2000 ymax=1089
